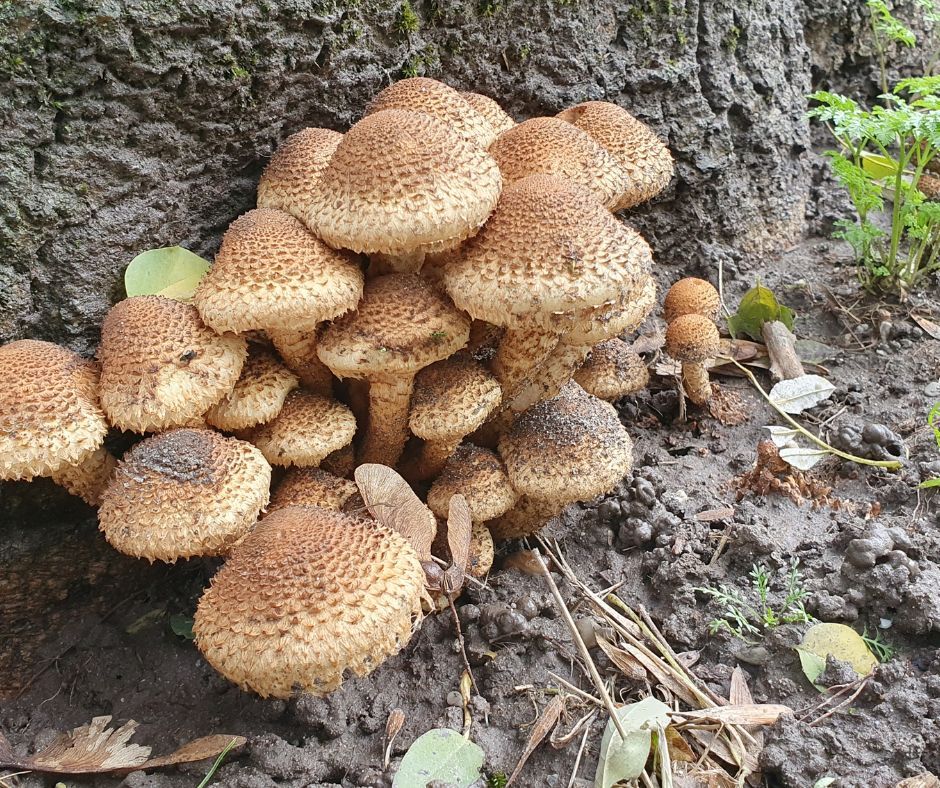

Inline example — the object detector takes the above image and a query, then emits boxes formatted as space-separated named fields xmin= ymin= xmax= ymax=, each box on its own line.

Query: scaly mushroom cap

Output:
xmin=488 ymin=117 xmax=630 ymax=210
xmin=193 ymin=505 xmax=425 ymax=698
xmin=245 ymin=389 xmax=356 ymax=467
xmin=194 ymin=208 xmax=363 ymax=335
xmin=98 ymin=429 xmax=271 ymax=562
xmin=557 ymin=101 xmax=674 ymax=210
xmin=665 ymin=314 xmax=721 ymax=363
xmin=498 ymin=382 xmax=633 ymax=504
xmin=443 ymin=175 xmax=652 ymax=330
xmin=318 ymin=274 xmax=470 ymax=378
xmin=268 ymin=467 xmax=361 ymax=514
xmin=426 ymin=444 xmax=518 ymax=522
xmin=663 ymin=277 xmax=721 ymax=324
xmin=206 ymin=346 xmax=299 ymax=431
xmin=574 ymin=339 xmax=649 ymax=401
xmin=365 ymin=78 xmax=496 ymax=148
xmin=256 ymin=127 xmax=343 ymax=221
xmin=98 ymin=296 xmax=247 ymax=433
xmin=308 ymin=109 xmax=502 ymax=258
xmin=459 ymin=91 xmax=515 ymax=137
xmin=409 ymin=356 xmax=501 ymax=442
xmin=564 ymin=276 xmax=658 ymax=346
xmin=0 ymin=340 xmax=108 ymax=480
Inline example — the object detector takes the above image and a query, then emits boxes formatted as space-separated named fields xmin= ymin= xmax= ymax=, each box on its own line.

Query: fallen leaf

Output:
xmin=727 ymin=284 xmax=796 ymax=342
xmin=124 ymin=246 xmax=210 ymax=301
xmin=393 ymin=728 xmax=484 ymax=788
xmin=502 ymin=549 xmax=545 ymax=575
xmin=911 ymin=313 xmax=940 ymax=340
xmin=778 ymin=445 xmax=831 ymax=471
xmin=694 ymin=507 xmax=735 ymax=522
xmin=506 ymin=695 xmax=564 ymax=786
xmin=355 ymin=464 xmax=436 ymax=560
xmin=443 ymin=494 xmax=472 ymax=596
xmin=769 ymin=375 xmax=835 ymax=414
xmin=140 ymin=735 xmax=246 ymax=768
xmin=664 ymin=725 xmax=697 ymax=763
xmin=594 ymin=697 xmax=672 ymax=788
xmin=763 ymin=425 xmax=802 ymax=448
xmin=674 ymin=704 xmax=792 ymax=726
xmin=793 ymin=339 xmax=841 ymax=364
xmin=384 ymin=708 xmax=406 ymax=770
xmin=796 ymin=623 xmax=878 ymax=689
xmin=729 ymin=667 xmax=754 ymax=706
xmin=169 ymin=613 xmax=195 ymax=640
xmin=596 ymin=634 xmax=647 ymax=681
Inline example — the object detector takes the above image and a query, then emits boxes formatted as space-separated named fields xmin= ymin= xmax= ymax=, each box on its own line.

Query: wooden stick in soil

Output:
xmin=533 ymin=550 xmax=628 ymax=740
xmin=760 ymin=320 xmax=805 ymax=381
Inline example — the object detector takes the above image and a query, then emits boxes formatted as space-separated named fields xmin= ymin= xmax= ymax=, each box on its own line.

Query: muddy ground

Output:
xmin=2 ymin=222 xmax=939 ymax=787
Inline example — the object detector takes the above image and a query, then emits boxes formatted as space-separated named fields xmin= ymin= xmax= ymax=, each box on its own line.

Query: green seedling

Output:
xmin=919 ymin=402 xmax=940 ymax=488
xmin=861 ymin=627 xmax=896 ymax=662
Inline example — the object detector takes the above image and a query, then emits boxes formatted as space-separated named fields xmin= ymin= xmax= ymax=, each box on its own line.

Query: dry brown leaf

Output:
xmin=502 ymin=549 xmax=545 ymax=575
xmin=677 ymin=703 xmax=791 ymax=726
xmin=630 ymin=329 xmax=666 ymax=355
xmin=384 ymin=708 xmax=405 ymax=770
xmin=896 ymin=774 xmax=940 ymax=788
xmin=444 ymin=494 xmax=472 ymax=593
xmin=596 ymin=633 xmax=647 ymax=681
xmin=911 ymin=313 xmax=940 ymax=340
xmin=0 ymin=716 xmax=242 ymax=775
xmin=505 ymin=695 xmax=564 ymax=786
xmin=665 ymin=725 xmax=698 ymax=763
xmin=694 ymin=507 xmax=735 ymax=523
xmin=355 ymin=464 xmax=436 ymax=560
xmin=620 ymin=642 xmax=699 ymax=707
xmin=729 ymin=667 xmax=754 ymax=706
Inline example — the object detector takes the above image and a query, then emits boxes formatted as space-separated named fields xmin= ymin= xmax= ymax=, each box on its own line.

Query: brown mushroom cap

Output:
xmin=426 ymin=444 xmax=518 ymax=523
xmin=365 ymin=77 xmax=496 ymax=148
xmin=443 ymin=175 xmax=652 ymax=330
xmin=206 ymin=346 xmax=299 ymax=431
xmin=268 ymin=467 xmax=361 ymax=515
xmin=98 ymin=296 xmax=247 ymax=433
xmin=256 ymin=127 xmax=343 ymax=222
xmin=488 ymin=117 xmax=631 ymax=210
xmin=245 ymin=389 xmax=356 ymax=467
xmin=307 ymin=109 xmax=502 ymax=259
xmin=0 ymin=340 xmax=108 ymax=480
xmin=664 ymin=314 xmax=721 ymax=363
xmin=563 ymin=275 xmax=658 ymax=346
xmin=459 ymin=91 xmax=515 ymax=137
xmin=98 ymin=429 xmax=271 ymax=562
xmin=498 ymin=382 xmax=633 ymax=504
xmin=194 ymin=208 xmax=363 ymax=336
xmin=556 ymin=101 xmax=674 ymax=210
xmin=574 ymin=339 xmax=650 ymax=401
xmin=409 ymin=356 xmax=501 ymax=442
xmin=193 ymin=505 xmax=425 ymax=698
xmin=663 ymin=277 xmax=721 ymax=324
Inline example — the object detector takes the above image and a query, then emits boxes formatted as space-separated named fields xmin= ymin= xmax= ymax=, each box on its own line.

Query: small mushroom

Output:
xmin=267 ymin=467 xmax=362 ymax=515
xmin=98 ymin=428 xmax=271 ymax=562
xmin=459 ymin=91 xmax=515 ymax=137
xmin=0 ymin=339 xmax=114 ymax=505
xmin=243 ymin=389 xmax=356 ymax=468
xmin=206 ymin=345 xmax=299 ymax=431
xmin=98 ymin=296 xmax=247 ymax=433
xmin=317 ymin=274 xmax=470 ymax=467
xmin=426 ymin=444 xmax=518 ymax=523
xmin=193 ymin=505 xmax=426 ymax=698
xmin=256 ymin=127 xmax=343 ymax=222
xmin=663 ymin=277 xmax=720 ymax=324
xmin=488 ymin=117 xmax=631 ymax=210
xmin=406 ymin=355 xmax=502 ymax=481
xmin=556 ymin=101 xmax=674 ymax=210
xmin=665 ymin=313 xmax=721 ymax=406
xmin=574 ymin=338 xmax=650 ymax=401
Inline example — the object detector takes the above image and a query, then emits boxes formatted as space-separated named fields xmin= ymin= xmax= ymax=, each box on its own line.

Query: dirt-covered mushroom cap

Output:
xmin=409 ymin=356 xmax=501 ymax=442
xmin=498 ymin=382 xmax=633 ymax=503
xmin=206 ymin=346 xmax=299 ymax=431
xmin=665 ymin=314 xmax=721 ymax=363
xmin=307 ymin=109 xmax=502 ymax=258
xmin=268 ymin=467 xmax=360 ymax=515
xmin=365 ymin=77 xmax=496 ymax=148
xmin=426 ymin=444 xmax=518 ymax=522
xmin=245 ymin=389 xmax=356 ymax=467
xmin=488 ymin=117 xmax=630 ymax=210
xmin=98 ymin=429 xmax=271 ymax=563
xmin=98 ymin=296 xmax=247 ymax=433
xmin=663 ymin=277 xmax=721 ymax=324
xmin=443 ymin=175 xmax=651 ymax=330
xmin=256 ymin=127 xmax=343 ymax=221
xmin=459 ymin=91 xmax=515 ymax=137
xmin=193 ymin=505 xmax=426 ymax=698
xmin=574 ymin=339 xmax=649 ymax=401
xmin=564 ymin=275 xmax=657 ymax=346
xmin=194 ymin=208 xmax=363 ymax=336
xmin=0 ymin=340 xmax=108 ymax=480
xmin=556 ymin=101 xmax=674 ymax=210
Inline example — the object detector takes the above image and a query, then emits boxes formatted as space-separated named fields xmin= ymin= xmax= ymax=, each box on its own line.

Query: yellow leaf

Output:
xmin=796 ymin=623 xmax=878 ymax=685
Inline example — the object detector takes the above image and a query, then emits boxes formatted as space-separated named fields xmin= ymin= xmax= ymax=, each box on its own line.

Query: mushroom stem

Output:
xmin=491 ymin=327 xmax=560 ymax=404
xmin=49 ymin=447 xmax=117 ymax=506
xmin=488 ymin=495 xmax=562 ymax=540
xmin=321 ymin=443 xmax=356 ymax=479
xmin=681 ymin=362 xmax=712 ymax=405
xmin=360 ymin=373 xmax=415 ymax=467
xmin=406 ymin=436 xmax=462 ymax=482
xmin=506 ymin=343 xmax=592 ymax=415
xmin=269 ymin=329 xmax=334 ymax=396
xmin=368 ymin=251 xmax=426 ymax=277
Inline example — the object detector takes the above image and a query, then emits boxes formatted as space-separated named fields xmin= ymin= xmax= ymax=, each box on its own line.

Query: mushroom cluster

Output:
xmin=0 ymin=78 xmax=674 ymax=697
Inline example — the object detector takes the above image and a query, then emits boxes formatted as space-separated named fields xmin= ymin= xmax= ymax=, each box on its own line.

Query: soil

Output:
xmin=2 ymin=232 xmax=939 ymax=788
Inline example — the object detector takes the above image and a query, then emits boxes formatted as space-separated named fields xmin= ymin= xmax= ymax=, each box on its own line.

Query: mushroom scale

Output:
xmin=459 ymin=91 xmax=515 ymax=137
xmin=98 ymin=428 xmax=271 ymax=562
xmin=206 ymin=345 xmax=300 ymax=431
xmin=193 ymin=505 xmax=426 ymax=699
xmin=267 ymin=467 xmax=361 ymax=515
xmin=98 ymin=296 xmax=247 ymax=433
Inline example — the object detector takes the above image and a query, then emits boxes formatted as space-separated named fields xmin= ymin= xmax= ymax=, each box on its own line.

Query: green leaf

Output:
xmin=124 ymin=246 xmax=210 ymax=301
xmin=919 ymin=478 xmax=940 ymax=488
xmin=169 ymin=614 xmax=195 ymax=640
xmin=594 ymin=697 xmax=671 ymax=788
xmin=860 ymin=152 xmax=900 ymax=179
xmin=796 ymin=623 xmax=879 ymax=690
xmin=125 ymin=607 xmax=166 ymax=635
xmin=796 ymin=648 xmax=828 ymax=690
xmin=726 ymin=284 xmax=796 ymax=341
xmin=393 ymin=728 xmax=484 ymax=788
